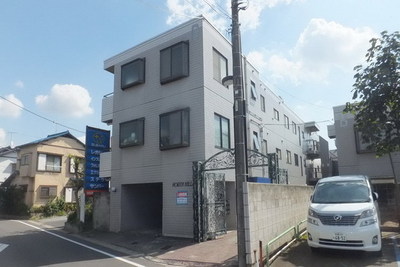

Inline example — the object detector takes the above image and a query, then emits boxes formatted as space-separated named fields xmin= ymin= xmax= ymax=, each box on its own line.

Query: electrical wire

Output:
xmin=0 ymin=95 xmax=85 ymax=134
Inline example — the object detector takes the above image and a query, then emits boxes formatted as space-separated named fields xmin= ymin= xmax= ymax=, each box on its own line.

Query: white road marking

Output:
xmin=391 ymin=235 xmax=400 ymax=267
xmin=15 ymin=220 xmax=146 ymax=267
xmin=0 ymin=243 xmax=9 ymax=253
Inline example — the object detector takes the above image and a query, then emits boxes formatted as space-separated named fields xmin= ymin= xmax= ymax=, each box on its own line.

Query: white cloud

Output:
xmin=35 ymin=84 xmax=94 ymax=118
xmin=15 ymin=80 xmax=24 ymax=88
xmin=247 ymin=18 xmax=376 ymax=85
xmin=0 ymin=94 xmax=23 ymax=118
xmin=0 ymin=129 xmax=6 ymax=147
xmin=165 ymin=0 xmax=300 ymax=32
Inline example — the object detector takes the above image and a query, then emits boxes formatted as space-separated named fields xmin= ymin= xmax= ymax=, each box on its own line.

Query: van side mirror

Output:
xmin=373 ymin=192 xmax=379 ymax=201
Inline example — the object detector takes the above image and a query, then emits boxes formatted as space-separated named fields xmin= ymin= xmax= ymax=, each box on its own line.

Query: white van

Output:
xmin=307 ymin=175 xmax=381 ymax=255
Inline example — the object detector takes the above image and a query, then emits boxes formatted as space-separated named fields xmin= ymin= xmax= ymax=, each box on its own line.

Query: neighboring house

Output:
xmin=101 ymin=16 xmax=328 ymax=237
xmin=0 ymin=146 xmax=17 ymax=185
xmin=8 ymin=131 xmax=85 ymax=207
xmin=328 ymin=105 xmax=400 ymax=206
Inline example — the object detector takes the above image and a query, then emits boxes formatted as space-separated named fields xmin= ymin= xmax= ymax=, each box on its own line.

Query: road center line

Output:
xmin=15 ymin=220 xmax=145 ymax=267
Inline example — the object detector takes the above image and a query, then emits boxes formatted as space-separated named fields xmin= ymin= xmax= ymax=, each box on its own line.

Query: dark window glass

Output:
xmin=213 ymin=49 xmax=228 ymax=83
xmin=160 ymin=109 xmax=190 ymax=150
xmin=160 ymin=42 xmax=189 ymax=84
xmin=214 ymin=114 xmax=230 ymax=149
xmin=121 ymin=58 xmax=145 ymax=89
xmin=120 ymin=118 xmax=145 ymax=147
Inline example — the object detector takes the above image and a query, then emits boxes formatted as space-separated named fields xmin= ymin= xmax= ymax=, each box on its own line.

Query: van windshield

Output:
xmin=312 ymin=180 xmax=370 ymax=203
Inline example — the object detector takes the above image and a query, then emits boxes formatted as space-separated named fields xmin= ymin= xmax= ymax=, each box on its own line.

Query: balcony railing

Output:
xmin=303 ymin=139 xmax=320 ymax=159
xmin=102 ymin=93 xmax=113 ymax=125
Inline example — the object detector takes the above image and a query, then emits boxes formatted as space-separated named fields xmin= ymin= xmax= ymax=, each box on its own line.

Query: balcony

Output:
xmin=102 ymin=93 xmax=113 ymax=125
xmin=304 ymin=139 xmax=320 ymax=159
xmin=327 ymin=124 xmax=336 ymax=139
xmin=99 ymin=151 xmax=111 ymax=178
xmin=304 ymin=121 xmax=320 ymax=133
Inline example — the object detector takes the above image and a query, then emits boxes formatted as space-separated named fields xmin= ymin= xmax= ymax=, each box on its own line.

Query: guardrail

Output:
xmin=260 ymin=219 xmax=307 ymax=267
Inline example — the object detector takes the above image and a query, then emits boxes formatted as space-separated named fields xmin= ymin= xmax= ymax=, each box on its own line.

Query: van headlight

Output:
xmin=308 ymin=208 xmax=319 ymax=226
xmin=359 ymin=208 xmax=377 ymax=227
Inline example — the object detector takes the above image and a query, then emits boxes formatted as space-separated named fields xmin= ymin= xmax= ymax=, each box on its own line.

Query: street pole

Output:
xmin=231 ymin=0 xmax=248 ymax=266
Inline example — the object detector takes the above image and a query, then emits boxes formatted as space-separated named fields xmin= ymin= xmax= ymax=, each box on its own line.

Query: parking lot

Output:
xmin=271 ymin=212 xmax=400 ymax=267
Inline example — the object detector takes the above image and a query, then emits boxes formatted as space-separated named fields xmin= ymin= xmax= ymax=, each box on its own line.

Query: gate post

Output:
xmin=193 ymin=161 xmax=202 ymax=242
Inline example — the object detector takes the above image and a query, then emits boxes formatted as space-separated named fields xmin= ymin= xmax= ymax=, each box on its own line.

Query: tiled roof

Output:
xmin=17 ymin=131 xmax=84 ymax=148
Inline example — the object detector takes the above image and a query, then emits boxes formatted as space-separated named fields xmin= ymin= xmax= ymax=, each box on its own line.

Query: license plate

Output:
xmin=333 ymin=233 xmax=346 ymax=241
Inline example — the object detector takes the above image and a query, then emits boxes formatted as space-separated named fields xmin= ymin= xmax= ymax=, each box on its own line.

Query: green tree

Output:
xmin=344 ymin=31 xmax=400 ymax=221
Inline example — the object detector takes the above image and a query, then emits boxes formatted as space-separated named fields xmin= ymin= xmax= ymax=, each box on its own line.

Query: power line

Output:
xmin=0 ymin=95 xmax=85 ymax=134
xmin=202 ymin=0 xmax=231 ymax=19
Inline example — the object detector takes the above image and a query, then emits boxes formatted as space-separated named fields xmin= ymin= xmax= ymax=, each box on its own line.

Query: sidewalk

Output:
xmin=76 ymin=228 xmax=238 ymax=267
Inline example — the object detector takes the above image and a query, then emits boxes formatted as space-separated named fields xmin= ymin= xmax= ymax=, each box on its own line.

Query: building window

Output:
xmin=120 ymin=118 xmax=145 ymax=148
xmin=286 ymin=150 xmax=292 ymax=164
xmin=121 ymin=58 xmax=145 ymax=89
xmin=160 ymin=41 xmax=189 ymax=84
xmin=294 ymin=153 xmax=299 ymax=166
xmin=354 ymin=130 xmax=374 ymax=153
xmin=37 ymin=153 xmax=61 ymax=172
xmin=21 ymin=153 xmax=31 ymax=166
xmin=250 ymin=81 xmax=257 ymax=100
xmin=284 ymin=115 xmax=289 ymax=129
xmin=262 ymin=139 xmax=268 ymax=154
xmin=213 ymin=48 xmax=228 ymax=84
xmin=276 ymin=148 xmax=282 ymax=160
xmin=292 ymin=122 xmax=297 ymax=134
xmin=260 ymin=95 xmax=265 ymax=112
xmin=69 ymin=157 xmax=84 ymax=174
xmin=274 ymin=109 xmax=280 ymax=121
xmin=160 ymin=108 xmax=190 ymax=150
xmin=214 ymin=113 xmax=230 ymax=149
xmin=252 ymin=131 xmax=260 ymax=151
xmin=40 ymin=186 xmax=57 ymax=199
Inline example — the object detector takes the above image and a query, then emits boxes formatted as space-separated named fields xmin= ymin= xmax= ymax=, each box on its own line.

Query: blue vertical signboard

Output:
xmin=84 ymin=126 xmax=110 ymax=196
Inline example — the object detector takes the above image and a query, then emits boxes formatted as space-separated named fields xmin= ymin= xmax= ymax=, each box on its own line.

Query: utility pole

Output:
xmin=231 ymin=0 xmax=248 ymax=266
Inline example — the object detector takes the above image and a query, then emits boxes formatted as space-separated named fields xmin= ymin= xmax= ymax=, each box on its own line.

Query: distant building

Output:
xmin=5 ymin=131 xmax=85 ymax=207
xmin=0 ymin=146 xmax=17 ymax=185
xmin=328 ymin=105 xmax=400 ymax=206
xmin=101 ymin=16 xmax=329 ymax=237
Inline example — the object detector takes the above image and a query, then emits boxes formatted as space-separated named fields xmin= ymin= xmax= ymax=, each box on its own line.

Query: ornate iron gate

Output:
xmin=193 ymin=149 xmax=277 ymax=242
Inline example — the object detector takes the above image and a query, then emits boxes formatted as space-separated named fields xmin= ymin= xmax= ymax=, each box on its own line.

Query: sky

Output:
xmin=1 ymin=0 xmax=399 ymax=150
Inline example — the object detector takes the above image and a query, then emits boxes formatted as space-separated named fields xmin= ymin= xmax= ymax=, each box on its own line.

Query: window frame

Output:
xmin=294 ymin=153 xmax=299 ymax=166
xmin=159 ymin=108 xmax=190 ymax=150
xmin=21 ymin=153 xmax=31 ymax=166
xmin=119 ymin=117 xmax=145 ymax=148
xmin=214 ymin=113 xmax=230 ymax=149
xmin=39 ymin=185 xmax=57 ymax=199
xmin=260 ymin=95 xmax=266 ymax=112
xmin=292 ymin=121 xmax=297 ymax=134
xmin=252 ymin=131 xmax=260 ymax=151
xmin=286 ymin=150 xmax=292 ymax=164
xmin=69 ymin=157 xmax=84 ymax=174
xmin=37 ymin=153 xmax=62 ymax=173
xmin=276 ymin=148 xmax=282 ymax=160
xmin=121 ymin=58 xmax=145 ymax=89
xmin=212 ymin=48 xmax=228 ymax=84
xmin=250 ymin=81 xmax=257 ymax=100
xmin=284 ymin=115 xmax=290 ymax=129
xmin=160 ymin=41 xmax=189 ymax=84
xmin=273 ymin=109 xmax=280 ymax=121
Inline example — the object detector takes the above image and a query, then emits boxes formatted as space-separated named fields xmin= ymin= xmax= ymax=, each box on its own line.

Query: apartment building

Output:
xmin=7 ymin=131 xmax=85 ymax=207
xmin=102 ymin=16 xmax=328 ymax=237
xmin=328 ymin=105 xmax=400 ymax=206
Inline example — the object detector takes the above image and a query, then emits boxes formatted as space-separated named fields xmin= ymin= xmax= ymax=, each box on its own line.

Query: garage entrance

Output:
xmin=121 ymin=183 xmax=163 ymax=231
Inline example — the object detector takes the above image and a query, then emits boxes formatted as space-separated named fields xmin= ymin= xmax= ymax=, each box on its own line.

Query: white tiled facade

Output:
xmin=104 ymin=17 xmax=326 ymax=237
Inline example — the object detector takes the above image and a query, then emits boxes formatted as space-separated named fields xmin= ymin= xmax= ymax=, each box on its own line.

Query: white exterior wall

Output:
xmin=105 ymin=17 xmax=321 ymax=237
xmin=0 ymin=150 xmax=17 ymax=184
xmin=333 ymin=105 xmax=400 ymax=179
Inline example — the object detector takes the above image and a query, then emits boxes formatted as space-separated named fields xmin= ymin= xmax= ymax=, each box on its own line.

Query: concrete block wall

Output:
xmin=245 ymin=182 xmax=313 ymax=265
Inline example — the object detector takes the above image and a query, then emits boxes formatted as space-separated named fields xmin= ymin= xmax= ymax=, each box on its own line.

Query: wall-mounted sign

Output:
xmin=176 ymin=191 xmax=188 ymax=205
xmin=84 ymin=126 xmax=110 ymax=195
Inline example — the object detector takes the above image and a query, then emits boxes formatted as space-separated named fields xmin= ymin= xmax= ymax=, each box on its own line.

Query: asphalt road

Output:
xmin=271 ymin=231 xmax=400 ymax=267
xmin=0 ymin=219 xmax=163 ymax=267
